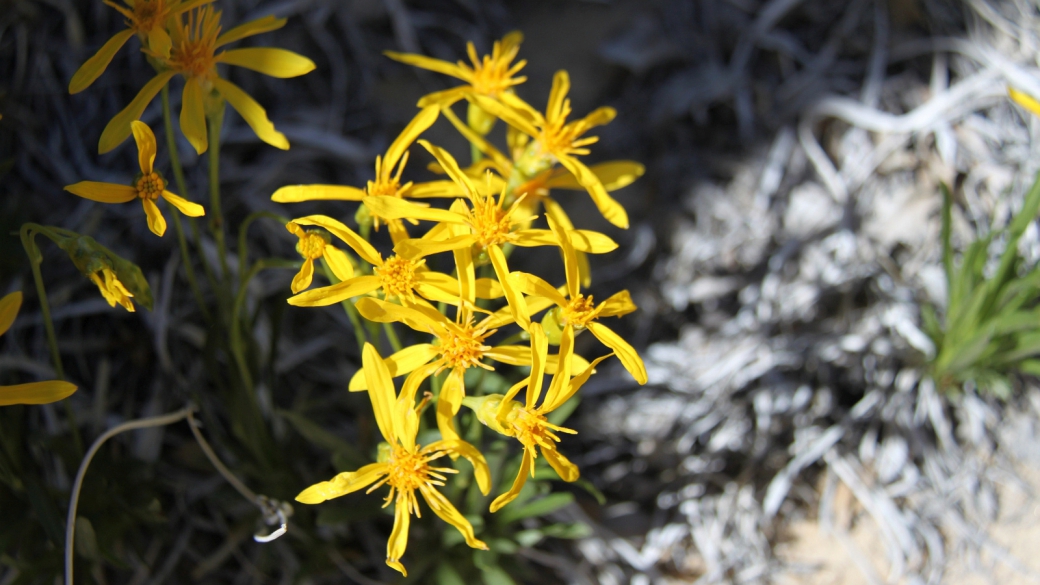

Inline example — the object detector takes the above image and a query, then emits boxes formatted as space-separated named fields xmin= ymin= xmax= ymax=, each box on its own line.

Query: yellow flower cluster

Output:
xmin=282 ymin=34 xmax=647 ymax=576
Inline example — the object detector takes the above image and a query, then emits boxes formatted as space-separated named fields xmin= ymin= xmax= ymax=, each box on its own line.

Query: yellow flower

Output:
xmin=385 ymin=31 xmax=527 ymax=109
xmin=466 ymin=322 xmax=611 ymax=512
xmin=68 ymin=0 xmax=215 ymax=94
xmin=284 ymin=215 xmax=502 ymax=308
xmin=98 ymin=6 xmax=316 ymax=154
xmin=513 ymin=216 xmax=647 ymax=384
xmin=90 ymin=266 xmax=137 ymax=312
xmin=66 ymin=121 xmax=205 ymax=237
xmin=272 ymin=107 xmax=466 ymax=244
xmin=363 ymin=140 xmax=619 ymax=330
xmin=295 ymin=343 xmax=490 ymax=576
xmin=286 ymin=221 xmax=354 ymax=294
xmin=0 ymin=291 xmax=78 ymax=406
xmin=470 ymin=70 xmax=629 ymax=228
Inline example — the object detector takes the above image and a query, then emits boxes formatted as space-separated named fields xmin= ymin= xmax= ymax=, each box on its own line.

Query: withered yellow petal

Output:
xmin=294 ymin=463 xmax=388 ymax=504
xmin=99 ymin=71 xmax=176 ymax=154
xmin=130 ymin=122 xmax=157 ymax=175
xmin=64 ymin=181 xmax=138 ymax=204
xmin=142 ymin=198 xmax=167 ymax=237
xmin=291 ymin=258 xmax=314 ymax=294
xmin=543 ymin=447 xmax=580 ymax=482
xmin=272 ymin=184 xmax=367 ymax=202
xmin=219 ymin=48 xmax=316 ymax=78
xmin=586 ymin=322 xmax=647 ymax=385
xmin=425 ymin=439 xmax=491 ymax=495
xmin=0 ymin=381 xmax=78 ymax=406
xmin=490 ymin=447 xmax=534 ymax=513
xmin=288 ymin=274 xmax=380 ymax=306
xmin=0 ymin=291 xmax=22 ymax=337
xmin=69 ymin=29 xmax=134 ymax=94
xmin=386 ymin=498 xmax=411 ymax=576
xmin=420 ymin=485 xmax=488 ymax=550
xmin=212 ymin=77 xmax=288 ymax=150
xmin=161 ymin=190 xmax=205 ymax=217
xmin=179 ymin=78 xmax=208 ymax=154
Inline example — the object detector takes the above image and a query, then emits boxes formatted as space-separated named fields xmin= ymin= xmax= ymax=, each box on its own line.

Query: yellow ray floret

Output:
xmin=386 ymin=31 xmax=527 ymax=108
xmin=69 ymin=0 xmax=216 ymax=94
xmin=511 ymin=216 xmax=647 ymax=384
xmin=66 ymin=121 xmax=205 ymax=237
xmin=295 ymin=343 xmax=490 ymax=576
xmin=98 ymin=7 xmax=315 ymax=154
xmin=464 ymin=322 xmax=613 ymax=511
xmin=0 ymin=291 xmax=78 ymax=406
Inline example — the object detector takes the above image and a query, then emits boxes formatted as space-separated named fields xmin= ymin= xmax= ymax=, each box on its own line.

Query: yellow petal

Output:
xmin=219 ymin=48 xmax=316 ymax=78
xmin=142 ymin=198 xmax=167 ymax=237
xmin=294 ymin=463 xmax=388 ymax=504
xmin=470 ymin=94 xmax=540 ymax=138
xmin=425 ymin=439 xmax=491 ymax=495
xmin=420 ymin=485 xmax=488 ymax=550
xmin=405 ymin=180 xmax=465 ymax=199
xmin=99 ymin=71 xmax=176 ymax=154
xmin=474 ymin=277 xmax=504 ymax=299
xmin=291 ymin=258 xmax=314 ymax=294
xmin=69 ymin=29 xmax=134 ymax=94
xmin=440 ymin=106 xmax=511 ymax=171
xmin=501 ymin=31 xmax=524 ymax=53
xmin=542 ymin=197 xmax=593 ymax=288
xmin=546 ymin=215 xmax=580 ymax=298
xmin=546 ymin=70 xmax=570 ymax=123
xmin=483 ymin=345 xmax=531 ymax=367
xmin=288 ymin=274 xmax=381 ymax=306
xmin=510 ymin=271 xmax=567 ymax=307
xmin=355 ymin=297 xmax=445 ymax=334
xmin=212 ymin=77 xmax=288 ymax=150
xmin=323 ymin=246 xmax=354 ymax=281
xmin=523 ymin=322 xmax=548 ymax=409
xmin=161 ymin=190 xmax=205 ymax=217
xmin=415 ymin=86 xmax=470 ymax=109
xmin=557 ymin=155 xmax=629 ymax=229
xmin=0 ymin=381 xmax=78 ymax=406
xmin=385 ymin=107 xmax=439 ymax=174
xmin=512 ymin=229 xmax=618 ymax=254
xmin=545 ymin=160 xmax=645 ymax=192
xmin=216 ymin=15 xmax=287 ymax=48
xmin=363 ymin=195 xmax=463 ymax=224
xmin=399 ymin=360 xmax=440 ymax=405
xmin=416 ymin=140 xmax=479 ymax=199
xmin=598 ymin=290 xmax=637 ymax=318
xmin=488 ymin=245 xmax=529 ymax=331
xmin=395 ymin=234 xmax=476 ymax=260
xmin=576 ymin=106 xmax=617 ymax=132
xmin=541 ymin=323 xmax=573 ymax=411
xmin=1010 ymin=88 xmax=1040 ymax=118
xmin=272 ymin=184 xmax=367 ymax=202
xmin=454 ymin=243 xmax=475 ymax=305
xmin=543 ymin=447 xmax=580 ymax=482
xmin=490 ymin=448 xmax=534 ymax=513
xmin=179 ymin=77 xmax=208 ymax=154
xmin=543 ymin=352 xmax=613 ymax=413
xmin=386 ymin=497 xmax=411 ymax=576
xmin=587 ymin=322 xmax=647 ymax=385
xmin=362 ymin=343 xmax=398 ymax=444
xmin=384 ymin=51 xmax=468 ymax=79
xmin=0 ymin=291 xmax=22 ymax=337
xmin=348 ymin=344 xmax=439 ymax=391
xmin=498 ymin=91 xmax=543 ymax=128
xmin=436 ymin=368 xmax=465 ymax=442
xmin=64 ymin=181 xmax=138 ymax=204
xmin=293 ymin=214 xmax=382 ymax=266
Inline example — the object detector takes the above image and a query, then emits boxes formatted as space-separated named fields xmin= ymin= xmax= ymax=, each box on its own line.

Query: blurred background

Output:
xmin=6 ymin=0 xmax=1040 ymax=583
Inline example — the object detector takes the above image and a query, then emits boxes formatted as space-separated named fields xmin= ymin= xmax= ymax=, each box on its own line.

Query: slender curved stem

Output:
xmin=319 ymin=260 xmax=367 ymax=354
xmin=383 ymin=322 xmax=402 ymax=353
xmin=207 ymin=106 xmax=230 ymax=284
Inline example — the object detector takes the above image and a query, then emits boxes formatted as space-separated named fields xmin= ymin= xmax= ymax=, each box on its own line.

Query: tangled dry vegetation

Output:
xmin=7 ymin=0 xmax=1040 ymax=584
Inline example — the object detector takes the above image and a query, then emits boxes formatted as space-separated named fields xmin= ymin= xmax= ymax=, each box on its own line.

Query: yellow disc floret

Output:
xmin=296 ymin=231 xmax=327 ymax=260
xmin=437 ymin=322 xmax=494 ymax=371
xmin=463 ymin=38 xmax=525 ymax=97
xmin=135 ymin=172 xmax=164 ymax=200
xmin=561 ymin=293 xmax=600 ymax=329
xmin=373 ymin=444 xmax=456 ymax=516
xmin=376 ymin=255 xmax=421 ymax=299
xmin=168 ymin=7 xmax=222 ymax=85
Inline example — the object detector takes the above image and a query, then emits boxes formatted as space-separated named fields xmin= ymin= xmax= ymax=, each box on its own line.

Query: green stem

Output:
xmin=161 ymin=86 xmax=212 ymax=322
xmin=230 ymin=258 xmax=298 ymax=395
xmin=19 ymin=225 xmax=83 ymax=457
xmin=383 ymin=322 xmax=402 ymax=353
xmin=207 ymin=105 xmax=230 ymax=285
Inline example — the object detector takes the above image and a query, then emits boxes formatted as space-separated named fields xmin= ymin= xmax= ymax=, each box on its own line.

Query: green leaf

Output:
xmin=497 ymin=492 xmax=574 ymax=524
xmin=539 ymin=521 xmax=593 ymax=539
xmin=941 ymin=183 xmax=953 ymax=286
xmin=478 ymin=563 xmax=517 ymax=585
xmin=575 ymin=478 xmax=607 ymax=505
xmin=74 ymin=517 xmax=100 ymax=561
xmin=435 ymin=562 xmax=467 ymax=585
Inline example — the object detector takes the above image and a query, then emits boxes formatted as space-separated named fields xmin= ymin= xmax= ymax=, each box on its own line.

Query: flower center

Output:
xmin=438 ymin=323 xmax=493 ymax=370
xmin=132 ymin=0 xmax=164 ymax=32
xmin=136 ymin=172 xmax=164 ymax=200
xmin=561 ymin=294 xmax=598 ymax=329
xmin=296 ymin=232 xmax=326 ymax=260
xmin=506 ymin=405 xmax=574 ymax=451
xmin=366 ymin=178 xmax=402 ymax=197
xmin=464 ymin=40 xmax=523 ymax=97
xmin=467 ymin=193 xmax=528 ymax=249
xmin=385 ymin=446 xmax=433 ymax=492
xmin=376 ymin=255 xmax=420 ymax=299
xmin=169 ymin=7 xmax=221 ymax=81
